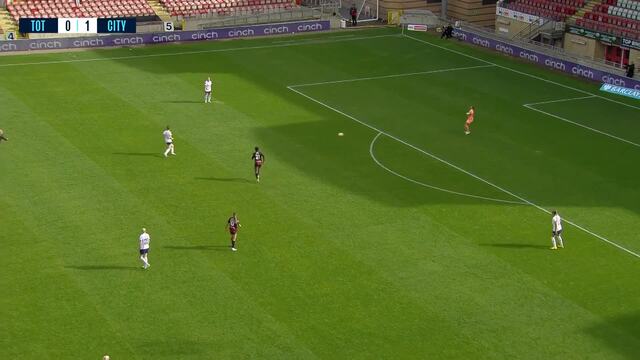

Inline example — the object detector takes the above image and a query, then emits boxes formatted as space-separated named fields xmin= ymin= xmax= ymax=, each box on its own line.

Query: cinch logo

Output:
xmin=264 ymin=26 xmax=289 ymax=34
xmin=519 ymin=51 xmax=539 ymax=62
xmin=0 ymin=42 xmax=17 ymax=51
xmin=114 ymin=36 xmax=144 ymax=45
xmin=228 ymin=29 xmax=254 ymax=37
xmin=297 ymin=23 xmax=322 ymax=31
xmin=152 ymin=34 xmax=181 ymax=43
xmin=29 ymin=40 xmax=62 ymax=49
xmin=544 ymin=59 xmax=566 ymax=71
xmin=472 ymin=37 xmax=490 ymax=47
xmin=602 ymin=75 xmax=626 ymax=87
xmin=495 ymin=43 xmax=514 ymax=55
xmin=571 ymin=66 xmax=594 ymax=79
xmin=192 ymin=31 xmax=219 ymax=40
xmin=452 ymin=31 xmax=467 ymax=41
xmin=73 ymin=38 xmax=104 ymax=47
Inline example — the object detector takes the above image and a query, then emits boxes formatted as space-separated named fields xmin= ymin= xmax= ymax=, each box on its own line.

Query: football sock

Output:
xmin=557 ymin=236 xmax=564 ymax=247
xmin=232 ymin=240 xmax=236 ymax=248
xmin=551 ymin=237 xmax=557 ymax=248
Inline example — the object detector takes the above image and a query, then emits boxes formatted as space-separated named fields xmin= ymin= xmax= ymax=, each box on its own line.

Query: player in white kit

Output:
xmin=139 ymin=228 xmax=151 ymax=269
xmin=204 ymin=77 xmax=213 ymax=103
xmin=163 ymin=126 xmax=175 ymax=157
xmin=551 ymin=210 xmax=564 ymax=250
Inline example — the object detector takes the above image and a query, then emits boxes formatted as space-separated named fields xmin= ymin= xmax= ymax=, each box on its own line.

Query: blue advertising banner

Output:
xmin=0 ymin=20 xmax=330 ymax=53
xmin=452 ymin=29 xmax=640 ymax=90
xmin=600 ymin=83 xmax=640 ymax=100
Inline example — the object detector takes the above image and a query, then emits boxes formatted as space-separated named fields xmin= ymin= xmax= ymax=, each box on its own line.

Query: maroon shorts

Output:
xmin=229 ymin=227 xmax=237 ymax=235
xmin=255 ymin=160 xmax=263 ymax=167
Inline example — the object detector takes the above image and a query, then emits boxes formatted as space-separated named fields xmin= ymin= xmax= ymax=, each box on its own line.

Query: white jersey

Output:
xmin=139 ymin=232 xmax=150 ymax=250
xmin=552 ymin=214 xmax=562 ymax=232
xmin=163 ymin=129 xmax=173 ymax=143
xmin=204 ymin=79 xmax=212 ymax=92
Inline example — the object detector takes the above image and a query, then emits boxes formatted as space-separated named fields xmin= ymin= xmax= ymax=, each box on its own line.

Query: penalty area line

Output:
xmin=370 ymin=133 xmax=527 ymax=205
xmin=287 ymin=86 xmax=640 ymax=259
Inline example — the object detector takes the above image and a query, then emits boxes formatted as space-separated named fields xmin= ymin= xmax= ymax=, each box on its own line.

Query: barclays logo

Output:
xmin=544 ymin=59 xmax=566 ymax=71
xmin=192 ymin=31 xmax=219 ymax=40
xmin=0 ymin=42 xmax=18 ymax=51
xmin=519 ymin=51 xmax=539 ymax=62
xmin=228 ymin=29 xmax=254 ymax=37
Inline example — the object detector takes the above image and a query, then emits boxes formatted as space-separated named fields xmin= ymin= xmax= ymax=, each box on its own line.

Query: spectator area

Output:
xmin=6 ymin=0 xmax=156 ymax=23
xmin=577 ymin=0 xmax=640 ymax=39
xmin=502 ymin=0 xmax=585 ymax=22
xmin=159 ymin=0 xmax=294 ymax=17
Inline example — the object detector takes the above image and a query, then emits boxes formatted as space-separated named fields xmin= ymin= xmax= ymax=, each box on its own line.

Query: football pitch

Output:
xmin=1 ymin=27 xmax=639 ymax=359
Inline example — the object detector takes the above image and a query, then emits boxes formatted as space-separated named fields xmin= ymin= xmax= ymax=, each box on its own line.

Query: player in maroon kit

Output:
xmin=251 ymin=146 xmax=265 ymax=182
xmin=226 ymin=212 xmax=241 ymax=251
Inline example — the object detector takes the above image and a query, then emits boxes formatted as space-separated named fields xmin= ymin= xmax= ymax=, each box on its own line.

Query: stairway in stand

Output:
xmin=0 ymin=6 xmax=18 ymax=37
xmin=146 ymin=0 xmax=172 ymax=22
xmin=569 ymin=0 xmax=599 ymax=23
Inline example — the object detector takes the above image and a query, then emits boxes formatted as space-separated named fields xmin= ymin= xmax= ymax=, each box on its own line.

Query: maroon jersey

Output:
xmin=228 ymin=216 xmax=239 ymax=234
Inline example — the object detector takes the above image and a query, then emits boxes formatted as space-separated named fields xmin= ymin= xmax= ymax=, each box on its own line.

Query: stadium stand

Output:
xmin=576 ymin=0 xmax=640 ymax=39
xmin=159 ymin=0 xmax=295 ymax=18
xmin=6 ymin=0 xmax=156 ymax=23
xmin=501 ymin=0 xmax=585 ymax=22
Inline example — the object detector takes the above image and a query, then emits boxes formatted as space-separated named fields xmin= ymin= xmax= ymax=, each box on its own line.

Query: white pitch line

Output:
xmin=524 ymin=104 xmax=640 ymax=148
xmin=287 ymin=86 xmax=640 ymax=259
xmin=289 ymin=64 xmax=495 ymax=88
xmin=402 ymin=34 xmax=640 ymax=112
xmin=0 ymin=33 xmax=400 ymax=68
xmin=370 ymin=132 xmax=527 ymax=205
xmin=524 ymin=95 xmax=596 ymax=106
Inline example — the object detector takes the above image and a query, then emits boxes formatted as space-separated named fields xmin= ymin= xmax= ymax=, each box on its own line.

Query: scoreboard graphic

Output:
xmin=19 ymin=18 xmax=136 ymax=34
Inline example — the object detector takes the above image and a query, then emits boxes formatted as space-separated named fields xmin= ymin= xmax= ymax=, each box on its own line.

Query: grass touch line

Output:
xmin=287 ymin=85 xmax=640 ymax=259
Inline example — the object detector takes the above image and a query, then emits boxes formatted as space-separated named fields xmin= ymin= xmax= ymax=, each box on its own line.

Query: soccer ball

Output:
xmin=338 ymin=132 xmax=344 ymax=137
xmin=103 ymin=356 xmax=110 ymax=360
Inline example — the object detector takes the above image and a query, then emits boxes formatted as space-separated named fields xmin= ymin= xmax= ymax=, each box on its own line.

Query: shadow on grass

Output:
xmin=164 ymin=245 xmax=230 ymax=251
xmin=113 ymin=152 xmax=163 ymax=158
xmin=65 ymin=265 xmax=139 ymax=271
xmin=479 ymin=243 xmax=549 ymax=250
xmin=585 ymin=312 xmax=640 ymax=359
xmin=194 ymin=177 xmax=252 ymax=183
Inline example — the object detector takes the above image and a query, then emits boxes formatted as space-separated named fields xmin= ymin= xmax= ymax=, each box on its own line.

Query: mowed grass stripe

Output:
xmin=1 ymin=28 xmax=639 ymax=358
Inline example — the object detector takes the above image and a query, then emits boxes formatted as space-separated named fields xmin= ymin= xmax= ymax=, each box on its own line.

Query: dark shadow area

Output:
xmin=65 ymin=265 xmax=139 ymax=271
xmin=164 ymin=245 xmax=230 ymax=251
xmin=112 ymin=152 xmax=163 ymax=158
xmin=479 ymin=243 xmax=549 ymax=250
xmin=585 ymin=312 xmax=640 ymax=359
xmin=194 ymin=177 xmax=251 ymax=183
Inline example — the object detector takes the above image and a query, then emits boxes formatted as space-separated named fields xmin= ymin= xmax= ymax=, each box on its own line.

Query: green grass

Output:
xmin=1 ymin=27 xmax=639 ymax=359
